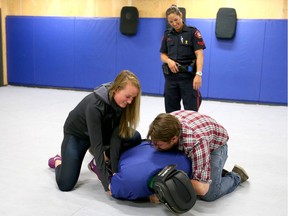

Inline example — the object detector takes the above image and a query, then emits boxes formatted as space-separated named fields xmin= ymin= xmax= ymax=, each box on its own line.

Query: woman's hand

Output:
xmin=193 ymin=75 xmax=202 ymax=90
xmin=167 ymin=59 xmax=179 ymax=73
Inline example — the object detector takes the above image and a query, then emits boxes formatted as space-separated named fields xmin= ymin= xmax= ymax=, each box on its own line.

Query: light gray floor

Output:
xmin=0 ymin=85 xmax=287 ymax=216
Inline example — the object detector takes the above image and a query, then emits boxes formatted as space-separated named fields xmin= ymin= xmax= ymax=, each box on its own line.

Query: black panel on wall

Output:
xmin=215 ymin=8 xmax=237 ymax=39
xmin=120 ymin=6 xmax=139 ymax=35
xmin=166 ymin=7 xmax=186 ymax=29
xmin=0 ymin=9 xmax=3 ymax=86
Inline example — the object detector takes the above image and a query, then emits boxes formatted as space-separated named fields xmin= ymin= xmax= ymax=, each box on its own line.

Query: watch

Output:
xmin=196 ymin=71 xmax=202 ymax=77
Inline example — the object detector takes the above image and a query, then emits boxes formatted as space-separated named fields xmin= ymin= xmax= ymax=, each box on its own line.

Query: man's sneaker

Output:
xmin=48 ymin=154 xmax=61 ymax=168
xmin=232 ymin=165 xmax=249 ymax=183
xmin=88 ymin=159 xmax=101 ymax=180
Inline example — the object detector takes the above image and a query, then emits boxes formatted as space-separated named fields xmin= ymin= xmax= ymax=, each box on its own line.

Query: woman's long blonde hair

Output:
xmin=109 ymin=70 xmax=141 ymax=138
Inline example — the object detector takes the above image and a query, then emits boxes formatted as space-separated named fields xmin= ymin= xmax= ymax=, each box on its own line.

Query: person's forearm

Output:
xmin=195 ymin=50 xmax=204 ymax=72
xmin=109 ymin=128 xmax=122 ymax=173
xmin=196 ymin=57 xmax=203 ymax=72
xmin=160 ymin=53 xmax=172 ymax=64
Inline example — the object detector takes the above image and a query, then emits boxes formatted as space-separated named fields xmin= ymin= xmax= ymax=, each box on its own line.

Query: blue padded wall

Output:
xmin=6 ymin=17 xmax=35 ymax=85
xmin=6 ymin=16 xmax=287 ymax=104
xmin=116 ymin=18 xmax=166 ymax=94
xmin=208 ymin=20 xmax=265 ymax=102
xmin=74 ymin=18 xmax=118 ymax=89
xmin=34 ymin=17 xmax=75 ymax=88
xmin=260 ymin=20 xmax=287 ymax=104
xmin=6 ymin=17 xmax=120 ymax=90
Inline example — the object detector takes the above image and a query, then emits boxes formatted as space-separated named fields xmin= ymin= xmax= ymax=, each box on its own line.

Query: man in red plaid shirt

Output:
xmin=147 ymin=110 xmax=249 ymax=201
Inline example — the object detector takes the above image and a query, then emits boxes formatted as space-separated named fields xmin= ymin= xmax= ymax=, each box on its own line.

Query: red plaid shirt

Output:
xmin=172 ymin=110 xmax=229 ymax=183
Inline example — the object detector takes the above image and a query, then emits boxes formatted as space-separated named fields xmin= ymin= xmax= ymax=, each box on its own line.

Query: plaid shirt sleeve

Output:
xmin=190 ymin=138 xmax=211 ymax=183
xmin=182 ymin=126 xmax=211 ymax=183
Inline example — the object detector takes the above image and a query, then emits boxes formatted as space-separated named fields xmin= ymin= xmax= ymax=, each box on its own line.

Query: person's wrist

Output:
xmin=196 ymin=71 xmax=202 ymax=77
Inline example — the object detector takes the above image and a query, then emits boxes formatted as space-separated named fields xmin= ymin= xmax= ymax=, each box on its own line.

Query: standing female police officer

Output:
xmin=160 ymin=5 xmax=206 ymax=113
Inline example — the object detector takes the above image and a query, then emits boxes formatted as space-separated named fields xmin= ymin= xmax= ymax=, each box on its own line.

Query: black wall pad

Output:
xmin=216 ymin=8 xmax=237 ymax=39
xmin=166 ymin=7 xmax=186 ymax=29
xmin=120 ymin=6 xmax=139 ymax=35
xmin=0 ymin=9 xmax=3 ymax=86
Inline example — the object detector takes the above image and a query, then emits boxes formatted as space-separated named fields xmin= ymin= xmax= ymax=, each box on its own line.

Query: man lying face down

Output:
xmin=109 ymin=140 xmax=192 ymax=201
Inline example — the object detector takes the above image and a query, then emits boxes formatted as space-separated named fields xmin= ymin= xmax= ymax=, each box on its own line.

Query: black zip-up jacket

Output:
xmin=64 ymin=82 xmax=123 ymax=191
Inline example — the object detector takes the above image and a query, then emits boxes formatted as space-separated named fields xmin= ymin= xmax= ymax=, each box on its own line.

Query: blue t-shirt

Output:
xmin=110 ymin=141 xmax=192 ymax=200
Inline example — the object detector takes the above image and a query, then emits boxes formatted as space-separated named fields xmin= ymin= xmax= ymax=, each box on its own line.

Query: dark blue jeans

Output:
xmin=199 ymin=144 xmax=241 ymax=201
xmin=55 ymin=131 xmax=142 ymax=191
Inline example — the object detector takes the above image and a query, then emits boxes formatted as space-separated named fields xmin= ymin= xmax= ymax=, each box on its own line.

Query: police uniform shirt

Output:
xmin=160 ymin=24 xmax=206 ymax=65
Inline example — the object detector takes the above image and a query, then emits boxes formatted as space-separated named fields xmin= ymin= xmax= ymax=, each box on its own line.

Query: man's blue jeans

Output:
xmin=199 ymin=144 xmax=241 ymax=201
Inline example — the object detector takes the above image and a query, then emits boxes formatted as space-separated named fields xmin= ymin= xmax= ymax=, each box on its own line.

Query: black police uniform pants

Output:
xmin=164 ymin=76 xmax=201 ymax=113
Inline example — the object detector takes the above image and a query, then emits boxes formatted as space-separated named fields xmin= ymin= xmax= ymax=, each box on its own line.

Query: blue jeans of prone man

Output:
xmin=199 ymin=144 xmax=241 ymax=201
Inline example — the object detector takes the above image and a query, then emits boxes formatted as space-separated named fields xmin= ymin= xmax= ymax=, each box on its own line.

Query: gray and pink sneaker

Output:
xmin=88 ymin=159 xmax=101 ymax=180
xmin=88 ymin=159 xmax=113 ymax=180
xmin=48 ymin=154 xmax=62 ymax=168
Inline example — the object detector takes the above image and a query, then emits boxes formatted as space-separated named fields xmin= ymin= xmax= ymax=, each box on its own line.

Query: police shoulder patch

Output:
xmin=194 ymin=30 xmax=202 ymax=39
